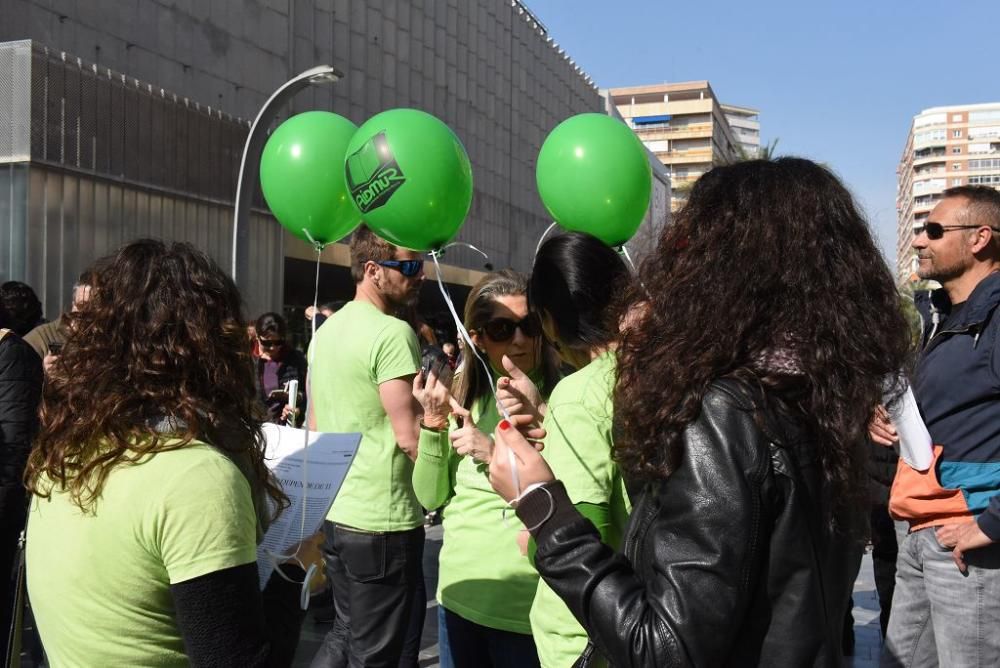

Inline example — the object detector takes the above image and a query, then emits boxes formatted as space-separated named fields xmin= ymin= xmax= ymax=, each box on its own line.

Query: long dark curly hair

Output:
xmin=26 ymin=239 xmax=288 ymax=517
xmin=615 ymin=158 xmax=913 ymax=522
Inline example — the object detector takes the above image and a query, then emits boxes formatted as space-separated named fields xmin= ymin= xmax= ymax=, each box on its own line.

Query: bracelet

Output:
xmin=420 ymin=420 xmax=448 ymax=432
xmin=500 ymin=483 xmax=553 ymax=530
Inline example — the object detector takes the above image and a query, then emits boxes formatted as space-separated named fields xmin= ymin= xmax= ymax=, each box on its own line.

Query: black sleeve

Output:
xmin=518 ymin=388 xmax=770 ymax=667
xmin=0 ymin=336 xmax=43 ymax=483
xmin=170 ymin=562 xmax=307 ymax=668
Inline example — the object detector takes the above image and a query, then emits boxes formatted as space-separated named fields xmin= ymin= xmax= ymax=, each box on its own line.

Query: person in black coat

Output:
xmin=0 ymin=306 xmax=43 ymax=659
xmin=253 ymin=313 xmax=308 ymax=425
xmin=488 ymin=158 xmax=913 ymax=667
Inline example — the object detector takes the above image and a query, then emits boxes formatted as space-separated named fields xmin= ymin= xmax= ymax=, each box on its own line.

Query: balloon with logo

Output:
xmin=260 ymin=111 xmax=361 ymax=246
xmin=536 ymin=113 xmax=652 ymax=246
xmin=344 ymin=109 xmax=473 ymax=251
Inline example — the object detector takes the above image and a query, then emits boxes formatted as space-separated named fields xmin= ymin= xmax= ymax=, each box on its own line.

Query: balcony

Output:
xmin=634 ymin=123 xmax=713 ymax=141
xmin=661 ymin=148 xmax=714 ymax=165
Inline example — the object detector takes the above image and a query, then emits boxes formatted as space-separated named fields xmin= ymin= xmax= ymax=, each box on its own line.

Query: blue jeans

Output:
xmin=437 ymin=606 xmax=540 ymax=668
xmin=881 ymin=526 xmax=1000 ymax=667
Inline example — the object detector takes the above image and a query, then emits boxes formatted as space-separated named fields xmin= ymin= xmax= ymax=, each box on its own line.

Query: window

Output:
xmin=953 ymin=163 xmax=962 ymax=170
xmin=969 ymin=158 xmax=1000 ymax=171
xmin=953 ymin=129 xmax=963 ymax=138
xmin=952 ymin=147 xmax=962 ymax=154
xmin=952 ymin=178 xmax=963 ymax=186
xmin=970 ymin=174 xmax=1000 ymax=185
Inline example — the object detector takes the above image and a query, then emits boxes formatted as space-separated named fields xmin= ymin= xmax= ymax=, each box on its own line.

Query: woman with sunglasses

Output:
xmin=488 ymin=159 xmax=913 ymax=666
xmin=511 ymin=232 xmax=632 ymax=668
xmin=254 ymin=312 xmax=307 ymax=425
xmin=412 ymin=269 xmax=560 ymax=668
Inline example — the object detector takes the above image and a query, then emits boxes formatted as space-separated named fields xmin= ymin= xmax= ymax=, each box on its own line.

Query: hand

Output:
xmin=869 ymin=404 xmax=898 ymax=447
xmin=280 ymin=405 xmax=301 ymax=423
xmin=448 ymin=408 xmax=494 ymax=463
xmin=282 ymin=530 xmax=325 ymax=570
xmin=489 ymin=414 xmax=555 ymax=503
xmin=517 ymin=529 xmax=531 ymax=557
xmin=305 ymin=305 xmax=317 ymax=321
xmin=413 ymin=370 xmax=459 ymax=430
xmin=42 ymin=353 xmax=58 ymax=374
xmin=937 ymin=521 xmax=995 ymax=573
xmin=497 ymin=355 xmax=546 ymax=423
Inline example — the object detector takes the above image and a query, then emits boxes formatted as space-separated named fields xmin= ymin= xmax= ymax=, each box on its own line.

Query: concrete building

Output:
xmin=721 ymin=103 xmax=761 ymax=159
xmin=896 ymin=102 xmax=1000 ymax=283
xmin=1 ymin=0 xmax=669 ymax=332
xmin=608 ymin=81 xmax=747 ymax=211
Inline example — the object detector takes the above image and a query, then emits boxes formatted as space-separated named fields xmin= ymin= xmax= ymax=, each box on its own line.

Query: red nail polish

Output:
xmin=498 ymin=420 xmax=511 ymax=431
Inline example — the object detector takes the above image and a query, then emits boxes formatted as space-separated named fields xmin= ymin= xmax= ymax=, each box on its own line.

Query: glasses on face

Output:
xmin=914 ymin=222 xmax=1000 ymax=240
xmin=376 ymin=259 xmax=424 ymax=278
xmin=258 ymin=338 xmax=284 ymax=349
xmin=481 ymin=314 xmax=543 ymax=342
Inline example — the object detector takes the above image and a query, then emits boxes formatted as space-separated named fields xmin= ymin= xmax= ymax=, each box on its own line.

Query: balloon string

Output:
xmin=534 ymin=222 xmax=558 ymax=257
xmin=439 ymin=240 xmax=491 ymax=263
xmin=428 ymin=250 xmax=510 ymax=424
xmin=618 ymin=244 xmax=651 ymax=298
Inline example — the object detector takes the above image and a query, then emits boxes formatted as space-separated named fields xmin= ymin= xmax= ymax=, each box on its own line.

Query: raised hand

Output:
xmin=413 ymin=369 xmax=459 ymax=430
xmin=489 ymin=414 xmax=555 ymax=503
xmin=497 ymin=354 xmax=546 ymax=423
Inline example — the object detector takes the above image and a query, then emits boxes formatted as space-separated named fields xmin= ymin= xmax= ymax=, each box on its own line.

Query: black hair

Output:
xmin=255 ymin=312 xmax=287 ymax=337
xmin=529 ymin=232 xmax=630 ymax=352
xmin=0 ymin=281 xmax=43 ymax=336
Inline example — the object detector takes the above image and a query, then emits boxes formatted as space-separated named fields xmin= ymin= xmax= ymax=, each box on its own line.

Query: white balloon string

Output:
xmin=428 ymin=249 xmax=519 ymax=496
xmin=439 ymin=240 xmax=491 ymax=263
xmin=534 ymin=221 xmax=558 ymax=257
xmin=618 ymin=244 xmax=651 ymax=298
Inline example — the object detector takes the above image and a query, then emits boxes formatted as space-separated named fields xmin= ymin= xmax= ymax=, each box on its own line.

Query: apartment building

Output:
xmin=896 ymin=102 xmax=1000 ymax=283
xmin=722 ymin=103 xmax=761 ymax=158
xmin=609 ymin=81 xmax=751 ymax=210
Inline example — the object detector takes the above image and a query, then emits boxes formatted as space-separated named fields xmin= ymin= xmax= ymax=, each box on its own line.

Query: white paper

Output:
xmin=257 ymin=423 xmax=361 ymax=588
xmin=885 ymin=385 xmax=934 ymax=472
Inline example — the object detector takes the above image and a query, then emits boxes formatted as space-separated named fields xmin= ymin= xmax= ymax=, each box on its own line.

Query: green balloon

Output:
xmin=260 ymin=111 xmax=361 ymax=245
xmin=536 ymin=113 xmax=652 ymax=246
xmin=344 ymin=108 xmax=473 ymax=251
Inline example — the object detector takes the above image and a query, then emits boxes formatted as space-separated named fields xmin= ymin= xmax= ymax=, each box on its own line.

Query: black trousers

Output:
xmin=310 ymin=522 xmax=425 ymax=668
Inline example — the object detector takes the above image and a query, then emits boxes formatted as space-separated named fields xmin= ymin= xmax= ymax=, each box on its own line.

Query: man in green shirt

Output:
xmin=308 ymin=226 xmax=426 ymax=668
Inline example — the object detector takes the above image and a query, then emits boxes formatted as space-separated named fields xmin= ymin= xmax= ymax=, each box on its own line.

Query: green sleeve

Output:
xmin=371 ymin=320 xmax=420 ymax=384
xmin=412 ymin=426 xmax=455 ymax=510
xmin=528 ymin=501 xmax=608 ymax=565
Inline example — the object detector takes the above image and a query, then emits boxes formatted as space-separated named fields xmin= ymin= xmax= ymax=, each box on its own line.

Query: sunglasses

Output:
xmin=258 ymin=338 xmax=285 ymax=348
xmin=914 ymin=222 xmax=1000 ymax=240
xmin=481 ymin=314 xmax=543 ymax=342
xmin=376 ymin=259 xmax=424 ymax=278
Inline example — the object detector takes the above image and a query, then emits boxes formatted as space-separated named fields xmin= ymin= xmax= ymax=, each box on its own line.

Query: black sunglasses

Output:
xmin=915 ymin=222 xmax=1000 ymax=240
xmin=258 ymin=338 xmax=284 ymax=348
xmin=376 ymin=259 xmax=424 ymax=277
xmin=481 ymin=314 xmax=543 ymax=342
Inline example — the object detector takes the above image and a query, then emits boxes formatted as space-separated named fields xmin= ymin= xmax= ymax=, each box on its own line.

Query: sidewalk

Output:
xmin=293 ymin=527 xmax=885 ymax=667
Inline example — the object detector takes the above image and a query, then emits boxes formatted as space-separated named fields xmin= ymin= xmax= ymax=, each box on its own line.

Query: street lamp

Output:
xmin=230 ymin=65 xmax=344 ymax=286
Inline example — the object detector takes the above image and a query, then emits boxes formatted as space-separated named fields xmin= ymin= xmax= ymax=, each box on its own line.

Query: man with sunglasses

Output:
xmin=876 ymin=186 xmax=1000 ymax=667
xmin=308 ymin=225 xmax=427 ymax=668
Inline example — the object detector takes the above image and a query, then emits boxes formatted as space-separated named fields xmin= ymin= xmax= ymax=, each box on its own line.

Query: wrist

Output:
xmin=420 ymin=416 xmax=449 ymax=431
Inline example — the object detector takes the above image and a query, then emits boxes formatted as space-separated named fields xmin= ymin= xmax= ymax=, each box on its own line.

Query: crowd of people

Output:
xmin=0 ymin=158 xmax=998 ymax=667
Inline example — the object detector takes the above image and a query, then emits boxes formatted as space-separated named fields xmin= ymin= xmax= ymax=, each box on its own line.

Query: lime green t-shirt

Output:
xmin=412 ymin=375 xmax=545 ymax=635
xmin=310 ymin=300 xmax=423 ymax=531
xmin=530 ymin=351 xmax=630 ymax=668
xmin=26 ymin=443 xmax=258 ymax=668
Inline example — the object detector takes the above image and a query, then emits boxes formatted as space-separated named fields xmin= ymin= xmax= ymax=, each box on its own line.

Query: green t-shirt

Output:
xmin=530 ymin=351 xmax=630 ymax=668
xmin=310 ymin=300 xmax=423 ymax=531
xmin=412 ymin=372 xmax=546 ymax=635
xmin=26 ymin=443 xmax=258 ymax=668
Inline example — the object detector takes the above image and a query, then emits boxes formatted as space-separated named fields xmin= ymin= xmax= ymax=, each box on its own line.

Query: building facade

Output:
xmin=1 ymin=0 xmax=668 ymax=324
xmin=608 ymin=81 xmax=751 ymax=211
xmin=896 ymin=102 xmax=1000 ymax=283
xmin=721 ymin=103 xmax=761 ymax=159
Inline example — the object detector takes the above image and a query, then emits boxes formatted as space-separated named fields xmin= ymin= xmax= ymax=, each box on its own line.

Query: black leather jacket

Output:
xmin=517 ymin=379 xmax=861 ymax=667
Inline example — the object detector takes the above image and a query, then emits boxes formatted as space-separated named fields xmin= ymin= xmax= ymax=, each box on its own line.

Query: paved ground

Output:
xmin=293 ymin=525 xmax=886 ymax=667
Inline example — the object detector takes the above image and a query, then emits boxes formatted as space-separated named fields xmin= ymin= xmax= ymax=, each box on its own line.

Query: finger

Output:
xmin=520 ymin=425 xmax=547 ymax=441
xmin=953 ymin=547 xmax=967 ymax=574
xmin=501 ymin=354 xmax=528 ymax=380
xmin=426 ymin=369 xmax=439 ymax=391
xmin=413 ymin=372 xmax=425 ymax=393
xmin=450 ymin=399 xmax=471 ymax=420
xmin=495 ymin=418 xmax=540 ymax=465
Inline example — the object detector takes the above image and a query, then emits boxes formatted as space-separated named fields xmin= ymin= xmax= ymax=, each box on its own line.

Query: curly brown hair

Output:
xmin=26 ymin=239 xmax=288 ymax=516
xmin=615 ymin=158 xmax=913 ymax=523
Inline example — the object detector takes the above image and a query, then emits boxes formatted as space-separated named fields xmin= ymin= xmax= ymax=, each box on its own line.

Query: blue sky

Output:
xmin=524 ymin=0 xmax=1000 ymax=258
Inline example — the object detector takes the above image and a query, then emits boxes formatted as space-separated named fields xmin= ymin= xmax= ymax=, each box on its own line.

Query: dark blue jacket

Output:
xmin=912 ymin=271 xmax=1000 ymax=539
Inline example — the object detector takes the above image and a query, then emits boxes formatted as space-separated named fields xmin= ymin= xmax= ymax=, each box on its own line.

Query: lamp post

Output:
xmin=230 ymin=65 xmax=344 ymax=289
